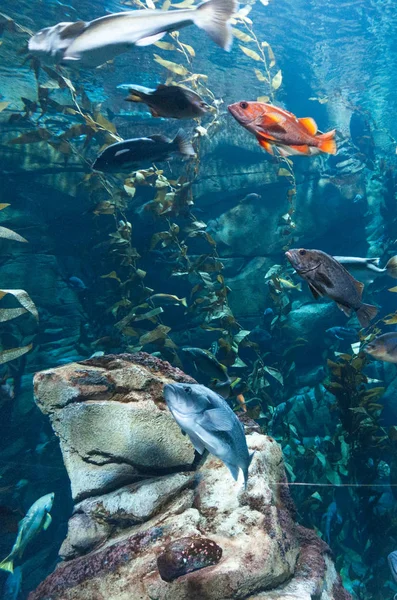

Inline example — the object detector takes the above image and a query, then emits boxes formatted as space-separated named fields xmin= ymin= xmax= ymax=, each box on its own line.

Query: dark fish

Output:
xmin=163 ymin=382 xmax=254 ymax=487
xmin=364 ymin=333 xmax=397 ymax=363
xmin=28 ymin=0 xmax=237 ymax=67
xmin=388 ymin=550 xmax=397 ymax=583
xmin=285 ymin=248 xmax=378 ymax=328
xmin=325 ymin=326 xmax=358 ymax=341
xmin=181 ymin=347 xmax=231 ymax=397
xmin=322 ymin=501 xmax=342 ymax=544
xmin=119 ymin=83 xmax=210 ymax=119
xmin=92 ymin=129 xmax=195 ymax=172
xmin=68 ymin=276 xmax=87 ymax=290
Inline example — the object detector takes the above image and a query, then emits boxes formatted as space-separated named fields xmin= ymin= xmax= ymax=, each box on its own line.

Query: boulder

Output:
xmin=33 ymin=354 xmax=197 ymax=501
xmin=30 ymin=355 xmax=350 ymax=600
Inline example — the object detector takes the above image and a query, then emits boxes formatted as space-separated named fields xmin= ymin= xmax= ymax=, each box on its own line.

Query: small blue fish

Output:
xmin=68 ymin=276 xmax=87 ymax=291
xmin=322 ymin=501 xmax=342 ymax=544
xmin=325 ymin=326 xmax=358 ymax=341
xmin=0 ymin=493 xmax=54 ymax=573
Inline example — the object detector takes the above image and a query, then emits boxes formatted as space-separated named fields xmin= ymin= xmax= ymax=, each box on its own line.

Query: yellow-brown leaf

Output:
xmin=272 ymin=70 xmax=282 ymax=90
xmin=0 ymin=344 xmax=32 ymax=365
xmin=239 ymin=45 xmax=261 ymax=61
xmin=153 ymin=54 xmax=188 ymax=75
xmin=232 ymin=28 xmax=254 ymax=42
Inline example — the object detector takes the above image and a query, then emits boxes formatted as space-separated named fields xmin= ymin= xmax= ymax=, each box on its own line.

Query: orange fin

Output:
xmin=288 ymin=144 xmax=311 ymax=155
xmin=257 ymin=137 xmax=274 ymax=155
xmin=353 ymin=278 xmax=364 ymax=299
xmin=298 ymin=117 xmax=318 ymax=135
xmin=316 ymin=129 xmax=337 ymax=154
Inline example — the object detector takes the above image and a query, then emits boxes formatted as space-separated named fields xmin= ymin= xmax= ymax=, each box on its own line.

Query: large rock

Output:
xmin=33 ymin=354 xmax=197 ymax=501
xmin=30 ymin=355 xmax=350 ymax=600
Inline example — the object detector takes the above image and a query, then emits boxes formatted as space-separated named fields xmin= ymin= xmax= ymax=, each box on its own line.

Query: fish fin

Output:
xmin=298 ymin=117 xmax=318 ymax=135
xmin=125 ymin=90 xmax=146 ymax=103
xmin=236 ymin=393 xmax=247 ymax=412
xmin=275 ymin=145 xmax=296 ymax=157
xmin=188 ymin=432 xmax=206 ymax=454
xmin=256 ymin=118 xmax=287 ymax=134
xmin=257 ymin=137 xmax=274 ymax=155
xmin=224 ymin=461 xmax=240 ymax=482
xmin=195 ymin=0 xmax=237 ymax=51
xmin=353 ymin=279 xmax=364 ymax=299
xmin=0 ymin=556 xmax=13 ymax=574
xmin=174 ymin=129 xmax=195 ymax=158
xmin=386 ymin=255 xmax=397 ymax=279
xmin=316 ymin=271 xmax=334 ymax=288
xmin=356 ymin=303 xmax=378 ymax=328
xmin=149 ymin=107 xmax=160 ymax=118
xmin=308 ymin=283 xmax=322 ymax=299
xmin=287 ymin=144 xmax=311 ymax=155
xmin=135 ymin=32 xmax=166 ymax=46
xmin=43 ymin=513 xmax=52 ymax=531
xmin=199 ymin=408 xmax=234 ymax=431
xmin=315 ymin=129 xmax=337 ymax=155
xmin=59 ymin=21 xmax=87 ymax=40
xmin=336 ymin=303 xmax=352 ymax=317
xmin=243 ymin=451 xmax=255 ymax=488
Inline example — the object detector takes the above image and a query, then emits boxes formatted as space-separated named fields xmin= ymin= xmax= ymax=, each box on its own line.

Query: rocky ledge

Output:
xmin=30 ymin=353 xmax=351 ymax=600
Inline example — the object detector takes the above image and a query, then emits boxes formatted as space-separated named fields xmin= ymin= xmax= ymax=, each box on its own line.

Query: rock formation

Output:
xmin=29 ymin=353 xmax=350 ymax=600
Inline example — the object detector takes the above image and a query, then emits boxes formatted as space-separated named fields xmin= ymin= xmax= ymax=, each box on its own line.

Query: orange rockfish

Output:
xmin=228 ymin=101 xmax=337 ymax=157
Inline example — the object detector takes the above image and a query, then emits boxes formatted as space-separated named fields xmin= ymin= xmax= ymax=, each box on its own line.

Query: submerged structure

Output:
xmin=0 ymin=0 xmax=397 ymax=598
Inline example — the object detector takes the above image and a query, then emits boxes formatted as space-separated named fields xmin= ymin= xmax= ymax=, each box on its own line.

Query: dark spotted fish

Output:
xmin=285 ymin=248 xmax=378 ymax=328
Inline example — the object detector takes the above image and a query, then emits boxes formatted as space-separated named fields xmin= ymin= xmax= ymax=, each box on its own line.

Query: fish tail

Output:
xmin=356 ymin=303 xmax=378 ymax=328
xmin=315 ymin=129 xmax=337 ymax=155
xmin=195 ymin=0 xmax=238 ymax=51
xmin=125 ymin=88 xmax=146 ymax=103
xmin=181 ymin=297 xmax=188 ymax=307
xmin=386 ymin=255 xmax=397 ymax=279
xmin=366 ymin=257 xmax=381 ymax=267
xmin=0 ymin=555 xmax=14 ymax=573
xmin=174 ymin=129 xmax=195 ymax=158
xmin=213 ymin=378 xmax=231 ymax=399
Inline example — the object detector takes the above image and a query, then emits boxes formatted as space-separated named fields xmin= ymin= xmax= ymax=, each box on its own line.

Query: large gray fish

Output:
xmin=118 ymin=83 xmax=210 ymax=119
xmin=285 ymin=248 xmax=378 ymax=328
xmin=0 ymin=493 xmax=54 ymax=573
xmin=92 ymin=129 xmax=195 ymax=172
xmin=28 ymin=0 xmax=237 ymax=68
xmin=388 ymin=550 xmax=397 ymax=583
xmin=334 ymin=255 xmax=397 ymax=285
xmin=163 ymin=382 xmax=254 ymax=487
xmin=364 ymin=333 xmax=397 ymax=363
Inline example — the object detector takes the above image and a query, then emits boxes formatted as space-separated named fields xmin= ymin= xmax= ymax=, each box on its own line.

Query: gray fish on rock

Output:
xmin=0 ymin=493 xmax=54 ymax=573
xmin=118 ymin=84 xmax=210 ymax=119
xmin=388 ymin=550 xmax=397 ymax=583
xmin=364 ymin=333 xmax=397 ymax=363
xmin=92 ymin=129 xmax=195 ymax=172
xmin=285 ymin=248 xmax=378 ymax=328
xmin=334 ymin=255 xmax=397 ymax=285
xmin=163 ymin=382 xmax=254 ymax=487
xmin=28 ymin=0 xmax=237 ymax=68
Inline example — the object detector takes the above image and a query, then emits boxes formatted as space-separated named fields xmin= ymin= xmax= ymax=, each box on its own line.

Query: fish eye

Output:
xmin=299 ymin=249 xmax=306 ymax=256
xmin=183 ymin=386 xmax=191 ymax=394
xmin=239 ymin=101 xmax=249 ymax=110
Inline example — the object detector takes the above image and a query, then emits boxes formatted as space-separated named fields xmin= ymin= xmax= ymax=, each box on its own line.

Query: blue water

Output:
xmin=1 ymin=0 xmax=397 ymax=597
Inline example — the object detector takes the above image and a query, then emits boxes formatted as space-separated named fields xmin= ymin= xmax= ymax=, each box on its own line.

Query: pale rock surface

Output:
xmin=30 ymin=355 xmax=350 ymax=600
